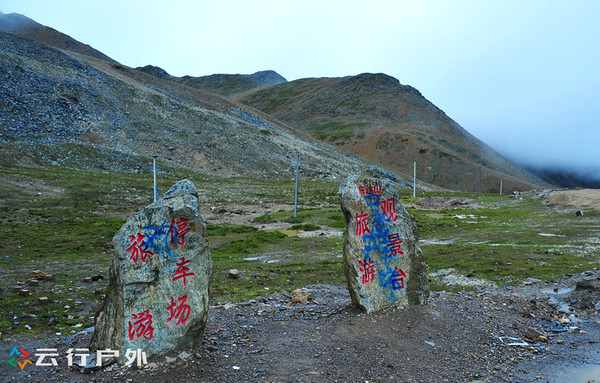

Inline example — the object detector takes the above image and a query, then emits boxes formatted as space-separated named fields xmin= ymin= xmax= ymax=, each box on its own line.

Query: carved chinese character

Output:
xmin=381 ymin=267 xmax=407 ymax=290
xmin=380 ymin=198 xmax=398 ymax=222
xmin=126 ymin=233 xmax=154 ymax=264
xmin=128 ymin=310 xmax=154 ymax=341
xmin=358 ymin=256 xmax=376 ymax=284
xmin=172 ymin=257 xmax=195 ymax=286
xmin=354 ymin=211 xmax=370 ymax=236
xmin=387 ymin=233 xmax=404 ymax=257
xmin=166 ymin=296 xmax=191 ymax=326
xmin=171 ymin=218 xmax=191 ymax=246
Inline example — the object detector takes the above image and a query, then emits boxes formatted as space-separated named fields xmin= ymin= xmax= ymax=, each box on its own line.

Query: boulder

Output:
xmin=90 ymin=180 xmax=212 ymax=364
xmin=339 ymin=175 xmax=428 ymax=313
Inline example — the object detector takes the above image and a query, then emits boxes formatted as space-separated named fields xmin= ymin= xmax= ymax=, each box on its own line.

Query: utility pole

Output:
xmin=413 ymin=161 xmax=416 ymax=199
xmin=294 ymin=151 xmax=299 ymax=218
xmin=153 ymin=155 xmax=158 ymax=202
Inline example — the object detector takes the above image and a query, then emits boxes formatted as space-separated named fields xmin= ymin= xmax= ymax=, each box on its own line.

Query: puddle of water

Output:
xmin=453 ymin=214 xmax=477 ymax=219
xmin=551 ymin=364 xmax=600 ymax=382
xmin=420 ymin=239 xmax=454 ymax=245
xmin=539 ymin=287 xmax=576 ymax=295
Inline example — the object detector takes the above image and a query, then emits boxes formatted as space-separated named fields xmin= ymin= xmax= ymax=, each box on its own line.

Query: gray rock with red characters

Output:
xmin=90 ymin=179 xmax=212 ymax=364
xmin=339 ymin=174 xmax=429 ymax=313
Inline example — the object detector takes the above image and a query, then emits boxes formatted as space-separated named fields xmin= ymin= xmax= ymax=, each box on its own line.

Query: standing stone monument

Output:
xmin=90 ymin=179 xmax=211 ymax=364
xmin=339 ymin=174 xmax=428 ymax=313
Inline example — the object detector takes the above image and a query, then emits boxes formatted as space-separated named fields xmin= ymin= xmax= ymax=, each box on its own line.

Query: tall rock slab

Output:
xmin=339 ymin=175 xmax=428 ymax=313
xmin=90 ymin=179 xmax=211 ymax=363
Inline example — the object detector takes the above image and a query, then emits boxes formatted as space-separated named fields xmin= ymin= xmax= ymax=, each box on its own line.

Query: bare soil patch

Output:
xmin=546 ymin=189 xmax=600 ymax=212
xmin=412 ymin=197 xmax=481 ymax=210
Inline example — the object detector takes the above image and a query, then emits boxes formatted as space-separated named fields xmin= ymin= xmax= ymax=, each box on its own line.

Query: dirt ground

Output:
xmin=546 ymin=189 xmax=600 ymax=212
xmin=2 ymin=196 xmax=600 ymax=382
xmin=2 ymin=274 xmax=600 ymax=383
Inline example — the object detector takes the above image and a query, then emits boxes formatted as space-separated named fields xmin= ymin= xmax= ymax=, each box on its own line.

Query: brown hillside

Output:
xmin=1 ymin=29 xmax=442 ymax=192
xmin=231 ymin=73 xmax=549 ymax=191
xmin=0 ymin=11 xmax=548 ymax=192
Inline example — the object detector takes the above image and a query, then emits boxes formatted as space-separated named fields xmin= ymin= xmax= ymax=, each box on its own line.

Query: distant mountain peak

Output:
xmin=351 ymin=72 xmax=400 ymax=85
xmin=173 ymin=70 xmax=287 ymax=97
xmin=340 ymin=73 xmax=422 ymax=97
xmin=136 ymin=65 xmax=172 ymax=79
xmin=246 ymin=70 xmax=287 ymax=85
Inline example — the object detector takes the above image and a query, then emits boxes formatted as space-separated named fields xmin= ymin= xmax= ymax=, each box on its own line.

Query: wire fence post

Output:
xmin=153 ymin=155 xmax=158 ymax=202
xmin=413 ymin=161 xmax=416 ymax=199
xmin=294 ymin=151 xmax=299 ymax=218
xmin=478 ymin=164 xmax=482 ymax=198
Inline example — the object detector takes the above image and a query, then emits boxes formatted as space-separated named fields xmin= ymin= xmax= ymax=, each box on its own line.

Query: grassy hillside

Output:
xmin=234 ymin=73 xmax=549 ymax=192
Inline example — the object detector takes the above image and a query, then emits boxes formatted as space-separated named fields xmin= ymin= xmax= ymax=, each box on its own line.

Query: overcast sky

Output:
xmin=3 ymin=0 xmax=600 ymax=177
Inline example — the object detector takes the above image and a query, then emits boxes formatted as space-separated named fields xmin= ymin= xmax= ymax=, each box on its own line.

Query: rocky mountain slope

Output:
xmin=0 ymin=12 xmax=550 ymax=191
xmin=0 ymin=11 xmax=115 ymax=63
xmin=168 ymin=67 xmax=550 ymax=191
xmin=1 ymin=28 xmax=424 ymax=188
xmin=227 ymin=73 xmax=549 ymax=191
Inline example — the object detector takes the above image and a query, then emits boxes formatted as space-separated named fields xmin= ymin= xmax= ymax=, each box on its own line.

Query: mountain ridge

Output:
xmin=1 ymin=28 xmax=430 ymax=192
xmin=0 ymin=12 xmax=551 ymax=192
xmin=171 ymin=69 xmax=287 ymax=98
xmin=227 ymin=72 xmax=547 ymax=191
xmin=0 ymin=11 xmax=116 ymax=63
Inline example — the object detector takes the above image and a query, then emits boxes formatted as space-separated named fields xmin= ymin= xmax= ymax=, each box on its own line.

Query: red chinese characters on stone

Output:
xmin=358 ymin=185 xmax=382 ymax=196
xmin=390 ymin=267 xmax=407 ymax=290
xmin=387 ymin=233 xmax=404 ymax=257
xmin=169 ymin=218 xmax=191 ymax=247
xmin=172 ymin=257 xmax=195 ymax=286
xmin=358 ymin=258 xmax=376 ymax=284
xmin=354 ymin=211 xmax=370 ymax=236
xmin=128 ymin=310 xmax=154 ymax=341
xmin=380 ymin=198 xmax=398 ymax=222
xmin=126 ymin=233 xmax=154 ymax=264
xmin=166 ymin=296 xmax=191 ymax=326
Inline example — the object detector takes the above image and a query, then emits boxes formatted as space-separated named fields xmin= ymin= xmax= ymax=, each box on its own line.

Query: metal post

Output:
xmin=478 ymin=164 xmax=482 ymax=198
xmin=294 ymin=151 xmax=299 ymax=218
xmin=153 ymin=155 xmax=158 ymax=202
xmin=413 ymin=161 xmax=416 ymax=199
xmin=500 ymin=176 xmax=503 ymax=195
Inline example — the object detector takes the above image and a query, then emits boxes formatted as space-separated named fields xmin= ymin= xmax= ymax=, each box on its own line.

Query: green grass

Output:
xmin=289 ymin=223 xmax=321 ymax=231
xmin=254 ymin=207 xmax=346 ymax=230
xmin=410 ymin=195 xmax=600 ymax=286
xmin=307 ymin=121 xmax=369 ymax=141
xmin=3 ymin=159 xmax=600 ymax=336
xmin=209 ymin=233 xmax=345 ymax=302
xmin=206 ymin=223 xmax=257 ymax=236
xmin=425 ymin=243 xmax=594 ymax=285
xmin=0 ymin=161 xmax=346 ymax=335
